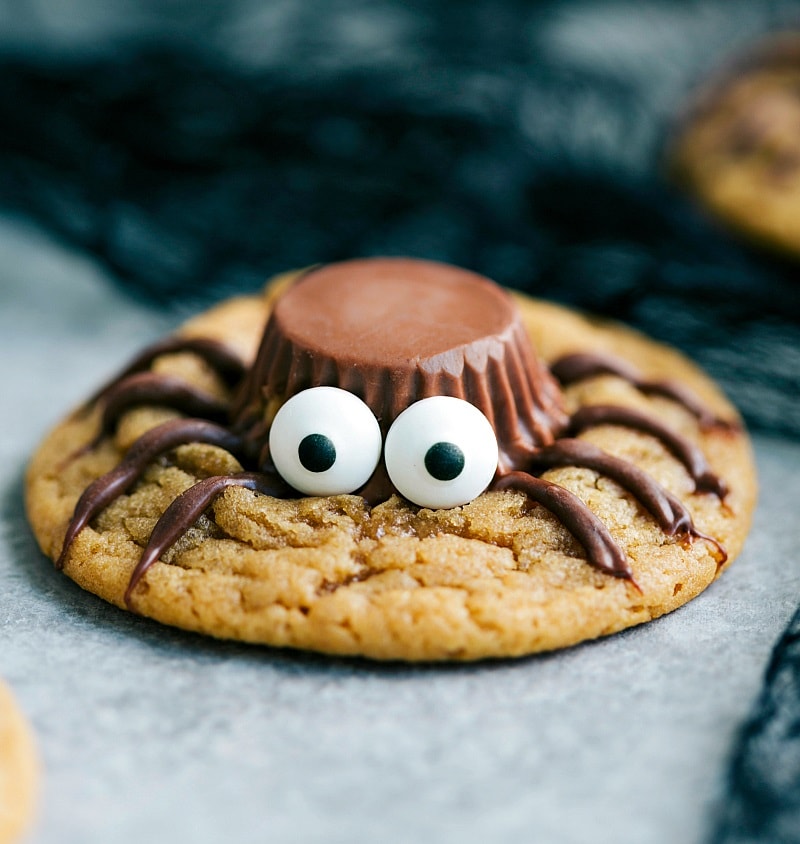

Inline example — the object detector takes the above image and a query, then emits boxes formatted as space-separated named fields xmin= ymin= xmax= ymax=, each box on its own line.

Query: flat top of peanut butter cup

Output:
xmin=274 ymin=257 xmax=516 ymax=365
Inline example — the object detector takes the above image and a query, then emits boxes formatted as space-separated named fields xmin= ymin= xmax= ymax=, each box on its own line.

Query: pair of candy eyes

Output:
xmin=268 ymin=387 xmax=499 ymax=509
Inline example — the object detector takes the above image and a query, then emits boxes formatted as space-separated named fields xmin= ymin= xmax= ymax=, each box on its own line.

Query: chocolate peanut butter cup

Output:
xmin=233 ymin=258 xmax=569 ymax=475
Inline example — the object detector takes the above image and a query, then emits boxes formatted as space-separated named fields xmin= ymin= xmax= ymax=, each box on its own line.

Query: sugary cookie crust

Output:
xmin=26 ymin=284 xmax=756 ymax=661
xmin=0 ymin=682 xmax=37 ymax=844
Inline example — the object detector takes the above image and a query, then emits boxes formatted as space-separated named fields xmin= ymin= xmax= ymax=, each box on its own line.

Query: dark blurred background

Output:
xmin=2 ymin=0 xmax=800 ymax=434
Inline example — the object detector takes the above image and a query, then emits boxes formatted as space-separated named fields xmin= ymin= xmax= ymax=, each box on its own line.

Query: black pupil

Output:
xmin=424 ymin=442 xmax=465 ymax=482
xmin=298 ymin=434 xmax=337 ymax=473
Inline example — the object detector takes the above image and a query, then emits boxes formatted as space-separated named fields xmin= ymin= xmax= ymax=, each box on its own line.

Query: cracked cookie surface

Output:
xmin=25 ymin=286 xmax=756 ymax=661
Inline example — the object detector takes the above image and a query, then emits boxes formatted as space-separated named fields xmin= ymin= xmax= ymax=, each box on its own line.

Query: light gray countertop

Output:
xmin=2 ymin=215 xmax=798 ymax=844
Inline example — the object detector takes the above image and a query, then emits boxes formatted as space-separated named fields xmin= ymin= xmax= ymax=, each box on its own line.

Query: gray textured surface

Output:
xmin=1 ymin=215 xmax=798 ymax=844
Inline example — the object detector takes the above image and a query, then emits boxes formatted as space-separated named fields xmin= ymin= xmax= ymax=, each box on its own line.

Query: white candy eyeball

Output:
xmin=269 ymin=387 xmax=382 ymax=496
xmin=384 ymin=396 xmax=499 ymax=509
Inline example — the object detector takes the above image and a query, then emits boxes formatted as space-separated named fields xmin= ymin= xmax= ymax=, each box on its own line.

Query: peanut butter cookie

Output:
xmin=26 ymin=259 xmax=756 ymax=660
xmin=670 ymin=32 xmax=800 ymax=256
xmin=0 ymin=682 xmax=37 ymax=844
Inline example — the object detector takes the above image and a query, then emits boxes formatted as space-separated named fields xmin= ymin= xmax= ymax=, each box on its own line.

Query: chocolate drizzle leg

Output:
xmin=124 ymin=472 xmax=289 ymax=606
xmin=551 ymin=351 xmax=737 ymax=431
xmin=568 ymin=405 xmax=727 ymax=497
xmin=70 ymin=372 xmax=232 ymax=459
xmin=82 ymin=336 xmax=246 ymax=411
xmin=528 ymin=439 xmax=699 ymax=537
xmin=57 ymin=419 xmax=246 ymax=570
xmin=493 ymin=471 xmax=635 ymax=582
xmin=526 ymin=439 xmax=727 ymax=564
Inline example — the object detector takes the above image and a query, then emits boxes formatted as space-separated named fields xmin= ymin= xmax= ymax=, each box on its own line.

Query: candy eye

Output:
xmin=384 ymin=396 xmax=498 ymax=509
xmin=269 ymin=387 xmax=382 ymax=495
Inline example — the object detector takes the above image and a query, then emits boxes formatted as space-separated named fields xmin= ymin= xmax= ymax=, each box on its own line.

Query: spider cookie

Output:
xmin=669 ymin=32 xmax=800 ymax=256
xmin=0 ymin=682 xmax=37 ymax=844
xmin=26 ymin=258 xmax=756 ymax=661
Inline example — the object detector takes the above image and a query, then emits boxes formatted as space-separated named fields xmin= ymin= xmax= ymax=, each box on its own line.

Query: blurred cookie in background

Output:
xmin=669 ymin=32 xmax=800 ymax=257
xmin=0 ymin=682 xmax=37 ymax=844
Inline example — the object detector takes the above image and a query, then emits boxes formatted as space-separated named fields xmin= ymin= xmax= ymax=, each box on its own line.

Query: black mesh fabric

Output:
xmin=710 ymin=605 xmax=800 ymax=844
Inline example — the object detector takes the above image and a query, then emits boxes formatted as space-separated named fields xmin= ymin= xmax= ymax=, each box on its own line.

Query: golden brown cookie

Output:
xmin=0 ymin=682 xmax=37 ymax=844
xmin=669 ymin=32 xmax=800 ymax=256
xmin=26 ymin=261 xmax=756 ymax=661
